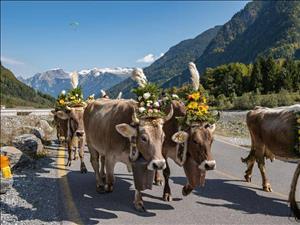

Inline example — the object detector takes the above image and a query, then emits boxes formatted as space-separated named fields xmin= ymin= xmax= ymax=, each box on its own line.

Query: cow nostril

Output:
xmin=205 ymin=163 xmax=215 ymax=170
xmin=152 ymin=163 xmax=158 ymax=170
xmin=76 ymin=132 xmax=84 ymax=137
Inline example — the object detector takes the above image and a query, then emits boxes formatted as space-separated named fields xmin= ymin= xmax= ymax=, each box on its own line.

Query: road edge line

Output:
xmin=57 ymin=146 xmax=83 ymax=225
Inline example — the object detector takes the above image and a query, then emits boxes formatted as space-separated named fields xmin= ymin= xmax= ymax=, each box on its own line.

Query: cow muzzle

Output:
xmin=147 ymin=159 xmax=166 ymax=170
xmin=198 ymin=160 xmax=216 ymax=171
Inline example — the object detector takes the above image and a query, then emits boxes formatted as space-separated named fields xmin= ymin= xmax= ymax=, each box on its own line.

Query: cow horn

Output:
xmin=65 ymin=106 xmax=71 ymax=111
xmin=132 ymin=108 xmax=140 ymax=124
xmin=82 ymin=102 xmax=87 ymax=107
xmin=164 ymin=104 xmax=174 ymax=122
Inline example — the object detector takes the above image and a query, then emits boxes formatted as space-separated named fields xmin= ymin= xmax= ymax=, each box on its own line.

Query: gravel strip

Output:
xmin=0 ymin=148 xmax=62 ymax=225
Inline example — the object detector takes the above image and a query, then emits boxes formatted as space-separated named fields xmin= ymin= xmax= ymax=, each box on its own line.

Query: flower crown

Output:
xmin=175 ymin=62 xmax=218 ymax=126
xmin=131 ymin=68 xmax=168 ymax=118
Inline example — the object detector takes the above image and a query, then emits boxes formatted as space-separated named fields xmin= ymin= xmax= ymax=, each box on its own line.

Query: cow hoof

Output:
xmin=135 ymin=202 xmax=146 ymax=212
xmin=154 ymin=179 xmax=163 ymax=186
xmin=96 ymin=185 xmax=105 ymax=193
xmin=105 ymin=184 xmax=113 ymax=193
xmin=244 ymin=175 xmax=251 ymax=183
xmin=263 ymin=184 xmax=272 ymax=192
xmin=182 ymin=185 xmax=193 ymax=196
xmin=163 ymin=193 xmax=172 ymax=202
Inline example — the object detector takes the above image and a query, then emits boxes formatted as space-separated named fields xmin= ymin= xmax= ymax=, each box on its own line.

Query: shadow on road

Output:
xmin=171 ymin=176 xmax=291 ymax=217
xmin=65 ymin=170 xmax=174 ymax=224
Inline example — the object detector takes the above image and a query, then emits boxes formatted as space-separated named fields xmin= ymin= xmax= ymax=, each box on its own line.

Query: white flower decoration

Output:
xmin=75 ymin=94 xmax=79 ymax=97
xmin=143 ymin=92 xmax=151 ymax=100
xmin=146 ymin=102 xmax=151 ymax=107
xmin=172 ymin=94 xmax=179 ymax=99
xmin=140 ymin=102 xmax=145 ymax=107
xmin=138 ymin=96 xmax=142 ymax=101
xmin=153 ymin=102 xmax=160 ymax=107
xmin=61 ymin=90 xmax=66 ymax=95
xmin=153 ymin=109 xmax=158 ymax=113
xmin=139 ymin=107 xmax=146 ymax=113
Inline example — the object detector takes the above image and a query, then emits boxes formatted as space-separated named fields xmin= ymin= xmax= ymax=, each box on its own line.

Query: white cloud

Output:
xmin=136 ymin=53 xmax=164 ymax=64
xmin=1 ymin=56 xmax=25 ymax=65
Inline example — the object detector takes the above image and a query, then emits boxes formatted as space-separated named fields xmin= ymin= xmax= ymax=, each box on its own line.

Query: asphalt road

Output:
xmin=56 ymin=139 xmax=300 ymax=225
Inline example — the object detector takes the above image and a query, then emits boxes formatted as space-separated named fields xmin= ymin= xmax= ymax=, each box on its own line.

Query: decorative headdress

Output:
xmin=131 ymin=68 xmax=170 ymax=119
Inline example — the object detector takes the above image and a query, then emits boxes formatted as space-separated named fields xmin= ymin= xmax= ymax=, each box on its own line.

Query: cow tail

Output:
xmin=289 ymin=162 xmax=300 ymax=220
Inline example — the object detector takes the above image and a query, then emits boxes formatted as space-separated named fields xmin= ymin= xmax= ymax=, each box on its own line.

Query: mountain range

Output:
xmin=21 ymin=67 xmax=132 ymax=98
xmin=108 ymin=0 xmax=300 ymax=97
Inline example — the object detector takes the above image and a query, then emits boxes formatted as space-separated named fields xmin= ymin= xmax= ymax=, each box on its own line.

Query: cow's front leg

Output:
xmin=154 ymin=170 xmax=163 ymax=186
xmin=100 ymin=155 xmax=106 ymax=182
xmin=90 ymin=150 xmax=105 ymax=193
xmin=66 ymin=138 xmax=72 ymax=166
xmin=79 ymin=137 xmax=87 ymax=173
xmin=105 ymin=156 xmax=116 ymax=192
xmin=134 ymin=190 xmax=145 ymax=212
xmin=162 ymin=161 xmax=172 ymax=201
xmin=257 ymin=158 xmax=272 ymax=192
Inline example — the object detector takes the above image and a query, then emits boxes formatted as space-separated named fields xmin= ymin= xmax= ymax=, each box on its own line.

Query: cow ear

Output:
xmin=207 ymin=124 xmax=216 ymax=133
xmin=116 ymin=123 xmax=136 ymax=138
xmin=56 ymin=111 xmax=69 ymax=120
xmin=172 ymin=131 xmax=189 ymax=144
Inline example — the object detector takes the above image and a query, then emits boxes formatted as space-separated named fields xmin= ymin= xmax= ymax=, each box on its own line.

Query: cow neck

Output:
xmin=175 ymin=125 xmax=188 ymax=166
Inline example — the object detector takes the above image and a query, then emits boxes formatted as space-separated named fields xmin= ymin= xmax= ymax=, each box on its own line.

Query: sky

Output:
xmin=1 ymin=1 xmax=248 ymax=78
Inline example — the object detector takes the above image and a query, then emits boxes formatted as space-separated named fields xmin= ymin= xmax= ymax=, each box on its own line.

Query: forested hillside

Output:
xmin=0 ymin=65 xmax=55 ymax=108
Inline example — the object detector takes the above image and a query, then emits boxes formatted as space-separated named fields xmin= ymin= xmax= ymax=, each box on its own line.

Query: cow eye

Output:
xmin=141 ymin=135 xmax=148 ymax=142
xmin=193 ymin=139 xmax=198 ymax=144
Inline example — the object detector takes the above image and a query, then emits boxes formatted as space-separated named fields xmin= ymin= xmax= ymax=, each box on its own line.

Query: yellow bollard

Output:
xmin=0 ymin=154 xmax=12 ymax=179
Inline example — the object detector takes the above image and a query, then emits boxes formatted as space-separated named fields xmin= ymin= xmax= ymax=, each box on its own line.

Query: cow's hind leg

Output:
xmin=257 ymin=157 xmax=272 ymax=192
xmin=241 ymin=148 xmax=256 ymax=182
xmin=79 ymin=137 xmax=87 ymax=173
xmin=154 ymin=170 xmax=163 ymax=186
xmin=162 ymin=161 xmax=172 ymax=201
xmin=104 ymin=156 xmax=116 ymax=192
xmin=90 ymin=149 xmax=105 ymax=193
xmin=134 ymin=190 xmax=145 ymax=212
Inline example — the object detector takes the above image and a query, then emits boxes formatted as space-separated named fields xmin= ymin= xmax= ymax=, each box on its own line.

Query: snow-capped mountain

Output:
xmin=22 ymin=67 xmax=132 ymax=98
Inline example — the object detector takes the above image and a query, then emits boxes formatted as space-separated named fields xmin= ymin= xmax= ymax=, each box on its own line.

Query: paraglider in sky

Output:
xmin=69 ymin=21 xmax=79 ymax=30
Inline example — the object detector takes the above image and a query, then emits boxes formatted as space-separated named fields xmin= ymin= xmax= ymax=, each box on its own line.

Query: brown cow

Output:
xmin=156 ymin=100 xmax=216 ymax=201
xmin=52 ymin=105 xmax=87 ymax=173
xmin=289 ymin=162 xmax=300 ymax=219
xmin=242 ymin=105 xmax=300 ymax=192
xmin=53 ymin=112 xmax=68 ymax=144
xmin=83 ymin=98 xmax=173 ymax=211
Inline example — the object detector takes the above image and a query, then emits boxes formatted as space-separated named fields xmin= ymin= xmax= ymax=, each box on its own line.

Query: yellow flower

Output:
xmin=198 ymin=104 xmax=208 ymax=114
xmin=191 ymin=92 xmax=200 ymax=101
xmin=59 ymin=99 xmax=65 ymax=105
xmin=187 ymin=102 xmax=198 ymax=110
xmin=70 ymin=96 xmax=75 ymax=100
xmin=202 ymin=97 xmax=207 ymax=104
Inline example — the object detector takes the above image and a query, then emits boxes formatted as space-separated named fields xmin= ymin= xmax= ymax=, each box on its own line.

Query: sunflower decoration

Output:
xmin=131 ymin=68 xmax=167 ymax=118
xmin=55 ymin=90 xmax=68 ymax=109
xmin=177 ymin=62 xmax=219 ymax=126
xmin=65 ymin=72 xmax=85 ymax=107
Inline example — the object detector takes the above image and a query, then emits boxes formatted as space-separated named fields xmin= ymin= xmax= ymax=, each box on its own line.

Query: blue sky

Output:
xmin=1 ymin=1 xmax=248 ymax=78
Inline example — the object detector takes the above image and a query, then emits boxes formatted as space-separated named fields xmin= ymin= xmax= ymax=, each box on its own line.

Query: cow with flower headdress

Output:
xmin=154 ymin=62 xmax=219 ymax=201
xmin=83 ymin=68 xmax=173 ymax=211
xmin=52 ymin=72 xmax=88 ymax=173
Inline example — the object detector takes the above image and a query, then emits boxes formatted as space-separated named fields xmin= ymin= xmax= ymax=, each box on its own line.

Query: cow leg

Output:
xmin=105 ymin=156 xmax=116 ymax=193
xmin=257 ymin=157 xmax=272 ymax=192
xmin=90 ymin=150 xmax=105 ymax=193
xmin=66 ymin=138 xmax=72 ymax=167
xmin=162 ymin=161 xmax=172 ymax=201
xmin=241 ymin=148 xmax=256 ymax=183
xmin=100 ymin=155 xmax=106 ymax=182
xmin=154 ymin=170 xmax=163 ymax=186
xmin=134 ymin=190 xmax=145 ymax=212
xmin=79 ymin=137 xmax=87 ymax=173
